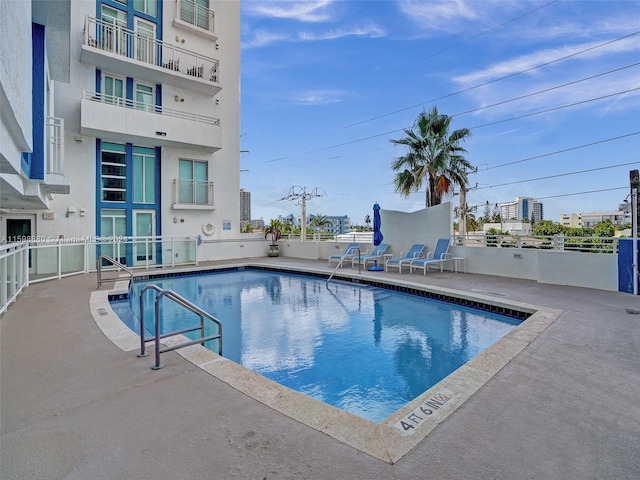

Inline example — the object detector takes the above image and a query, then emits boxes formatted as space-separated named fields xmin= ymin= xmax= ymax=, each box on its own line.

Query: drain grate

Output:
xmin=625 ymin=308 xmax=640 ymax=315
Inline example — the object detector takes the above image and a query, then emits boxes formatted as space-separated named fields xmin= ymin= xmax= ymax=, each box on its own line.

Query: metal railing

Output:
xmin=327 ymin=247 xmax=361 ymax=284
xmin=454 ymin=233 xmax=620 ymax=254
xmin=173 ymin=179 xmax=214 ymax=206
xmin=177 ymin=0 xmax=215 ymax=33
xmin=84 ymin=91 xmax=220 ymax=125
xmin=0 ymin=242 xmax=29 ymax=316
xmin=138 ymin=284 xmax=222 ymax=369
xmin=46 ymin=116 xmax=64 ymax=174
xmin=96 ymin=255 xmax=133 ymax=288
xmin=84 ymin=16 xmax=219 ymax=83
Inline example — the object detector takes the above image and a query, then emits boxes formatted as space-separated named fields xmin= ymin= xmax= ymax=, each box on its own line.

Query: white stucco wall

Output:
xmin=0 ymin=0 xmax=33 ymax=172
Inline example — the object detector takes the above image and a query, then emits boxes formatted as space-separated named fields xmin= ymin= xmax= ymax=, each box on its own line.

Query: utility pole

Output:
xmin=631 ymin=169 xmax=639 ymax=295
xmin=279 ymin=186 xmax=326 ymax=240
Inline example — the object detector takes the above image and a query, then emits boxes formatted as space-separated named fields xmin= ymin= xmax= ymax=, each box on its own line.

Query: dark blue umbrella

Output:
xmin=369 ymin=203 xmax=384 ymax=271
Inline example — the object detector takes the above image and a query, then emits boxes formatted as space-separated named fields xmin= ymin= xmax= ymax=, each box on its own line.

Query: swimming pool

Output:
xmin=112 ymin=268 xmax=521 ymax=423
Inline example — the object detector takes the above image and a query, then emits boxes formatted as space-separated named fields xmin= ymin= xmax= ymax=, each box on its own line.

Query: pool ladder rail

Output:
xmin=138 ymin=284 xmax=223 ymax=370
xmin=96 ymin=255 xmax=133 ymax=288
xmin=327 ymin=247 xmax=362 ymax=284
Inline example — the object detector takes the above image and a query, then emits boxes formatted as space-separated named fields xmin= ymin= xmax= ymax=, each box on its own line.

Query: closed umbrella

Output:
xmin=369 ymin=203 xmax=384 ymax=271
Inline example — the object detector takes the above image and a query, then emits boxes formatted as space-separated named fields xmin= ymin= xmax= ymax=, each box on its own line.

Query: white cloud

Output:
xmin=292 ymin=89 xmax=348 ymax=105
xmin=243 ymin=0 xmax=336 ymax=23
xmin=298 ymin=24 xmax=385 ymax=41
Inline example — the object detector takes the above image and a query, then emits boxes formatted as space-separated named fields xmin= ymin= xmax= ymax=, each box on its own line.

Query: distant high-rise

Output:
xmin=240 ymin=189 xmax=251 ymax=224
xmin=500 ymin=197 xmax=543 ymax=223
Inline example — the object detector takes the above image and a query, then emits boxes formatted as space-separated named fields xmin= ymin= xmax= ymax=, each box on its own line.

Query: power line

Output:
xmin=476 ymin=162 xmax=640 ymax=190
xmin=536 ymin=186 xmax=628 ymax=201
xmin=422 ymin=0 xmax=559 ymax=61
xmin=487 ymin=131 xmax=640 ymax=170
xmin=342 ymin=29 xmax=640 ymax=129
xmin=469 ymin=86 xmax=640 ymax=130
xmin=451 ymin=62 xmax=640 ymax=119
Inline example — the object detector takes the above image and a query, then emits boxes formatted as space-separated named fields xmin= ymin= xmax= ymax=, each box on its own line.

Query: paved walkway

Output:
xmin=2 ymin=259 xmax=640 ymax=479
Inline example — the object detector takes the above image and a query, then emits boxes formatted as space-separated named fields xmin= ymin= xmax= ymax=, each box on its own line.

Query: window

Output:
xmin=180 ymin=0 xmax=211 ymax=30
xmin=102 ymin=73 xmax=125 ymax=106
xmin=133 ymin=147 xmax=155 ymax=203
xmin=135 ymin=82 xmax=154 ymax=111
xmin=100 ymin=209 xmax=127 ymax=265
xmin=134 ymin=17 xmax=156 ymax=64
xmin=101 ymin=143 xmax=126 ymax=202
xmin=179 ymin=159 xmax=208 ymax=204
xmin=101 ymin=5 xmax=127 ymax=55
xmin=134 ymin=0 xmax=157 ymax=17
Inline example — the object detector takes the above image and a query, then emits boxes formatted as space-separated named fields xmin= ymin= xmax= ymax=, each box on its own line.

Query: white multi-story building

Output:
xmin=1 ymin=0 xmax=240 ymax=265
xmin=560 ymin=203 xmax=631 ymax=228
xmin=500 ymin=197 xmax=543 ymax=223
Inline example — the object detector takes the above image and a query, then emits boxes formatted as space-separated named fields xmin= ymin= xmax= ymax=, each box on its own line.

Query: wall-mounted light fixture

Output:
xmin=175 ymin=35 xmax=185 ymax=43
xmin=174 ymin=95 xmax=184 ymax=102
xmin=215 ymin=43 xmax=219 ymax=50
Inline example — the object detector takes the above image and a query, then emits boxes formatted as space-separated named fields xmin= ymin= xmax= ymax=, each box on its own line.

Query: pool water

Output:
xmin=112 ymin=269 xmax=520 ymax=423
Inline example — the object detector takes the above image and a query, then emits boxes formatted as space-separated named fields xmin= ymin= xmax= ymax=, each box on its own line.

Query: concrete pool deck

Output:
xmin=2 ymin=258 xmax=640 ymax=479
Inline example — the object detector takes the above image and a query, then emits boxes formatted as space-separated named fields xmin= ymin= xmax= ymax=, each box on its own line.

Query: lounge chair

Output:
xmin=328 ymin=243 xmax=360 ymax=267
xmin=351 ymin=243 xmax=389 ymax=268
xmin=385 ymin=244 xmax=426 ymax=273
xmin=409 ymin=238 xmax=452 ymax=275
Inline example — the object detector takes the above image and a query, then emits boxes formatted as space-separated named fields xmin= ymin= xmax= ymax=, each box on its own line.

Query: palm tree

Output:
xmin=364 ymin=215 xmax=371 ymax=229
xmin=309 ymin=214 xmax=330 ymax=238
xmin=390 ymin=106 xmax=472 ymax=207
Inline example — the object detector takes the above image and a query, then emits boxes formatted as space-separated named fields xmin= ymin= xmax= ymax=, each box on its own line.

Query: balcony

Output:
xmin=80 ymin=91 xmax=222 ymax=152
xmin=0 ymin=116 xmax=69 ymax=209
xmin=174 ymin=0 xmax=216 ymax=40
xmin=172 ymin=179 xmax=215 ymax=210
xmin=42 ymin=117 xmax=70 ymax=195
xmin=81 ymin=16 xmax=220 ymax=96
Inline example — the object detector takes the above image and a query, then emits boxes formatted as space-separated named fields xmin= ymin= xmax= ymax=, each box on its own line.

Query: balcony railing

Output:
xmin=173 ymin=179 xmax=214 ymax=207
xmin=84 ymin=15 xmax=219 ymax=83
xmin=83 ymin=91 xmax=220 ymax=126
xmin=177 ymin=0 xmax=215 ymax=34
xmin=46 ymin=116 xmax=64 ymax=174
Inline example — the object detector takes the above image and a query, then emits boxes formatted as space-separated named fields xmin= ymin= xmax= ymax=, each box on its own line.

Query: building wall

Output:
xmin=0 ymin=0 xmax=33 ymax=174
xmin=18 ymin=0 xmax=240 ymax=255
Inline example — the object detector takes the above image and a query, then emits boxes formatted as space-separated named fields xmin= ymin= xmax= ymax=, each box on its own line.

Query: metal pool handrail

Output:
xmin=327 ymin=247 xmax=361 ymax=284
xmin=96 ymin=255 xmax=133 ymax=288
xmin=137 ymin=284 xmax=223 ymax=369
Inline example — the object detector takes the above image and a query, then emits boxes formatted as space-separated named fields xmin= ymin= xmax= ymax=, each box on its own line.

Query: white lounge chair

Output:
xmin=328 ymin=243 xmax=360 ymax=267
xmin=352 ymin=243 xmax=390 ymax=268
xmin=385 ymin=244 xmax=426 ymax=273
xmin=409 ymin=238 xmax=452 ymax=275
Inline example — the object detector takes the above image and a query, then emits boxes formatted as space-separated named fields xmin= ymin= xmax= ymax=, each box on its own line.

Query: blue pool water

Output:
xmin=111 ymin=269 xmax=521 ymax=423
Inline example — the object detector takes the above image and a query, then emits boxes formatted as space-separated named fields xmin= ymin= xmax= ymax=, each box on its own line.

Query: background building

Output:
xmin=500 ymin=197 xmax=544 ymax=223
xmin=560 ymin=203 xmax=631 ymax=228
xmin=280 ymin=214 xmax=351 ymax=235
xmin=240 ymin=188 xmax=251 ymax=224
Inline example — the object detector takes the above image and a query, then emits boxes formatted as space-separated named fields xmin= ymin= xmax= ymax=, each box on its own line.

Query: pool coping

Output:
xmin=89 ymin=262 xmax=562 ymax=464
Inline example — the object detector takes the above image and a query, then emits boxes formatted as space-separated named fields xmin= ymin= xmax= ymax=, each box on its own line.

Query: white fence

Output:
xmin=455 ymin=233 xmax=620 ymax=254
xmin=0 ymin=243 xmax=29 ymax=316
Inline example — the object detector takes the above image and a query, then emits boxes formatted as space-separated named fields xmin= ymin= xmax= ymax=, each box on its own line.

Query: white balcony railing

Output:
xmin=177 ymin=0 xmax=215 ymax=34
xmin=84 ymin=15 xmax=219 ymax=83
xmin=46 ymin=116 xmax=64 ymax=174
xmin=173 ymin=179 xmax=214 ymax=206
xmin=83 ymin=91 xmax=220 ymax=126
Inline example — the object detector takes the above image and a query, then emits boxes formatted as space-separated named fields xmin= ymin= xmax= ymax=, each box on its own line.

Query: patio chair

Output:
xmin=328 ymin=243 xmax=360 ymax=267
xmin=385 ymin=244 xmax=426 ymax=273
xmin=352 ymin=243 xmax=389 ymax=268
xmin=409 ymin=238 xmax=452 ymax=275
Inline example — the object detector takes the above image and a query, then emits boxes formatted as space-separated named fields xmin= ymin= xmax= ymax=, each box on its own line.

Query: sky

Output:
xmin=238 ymin=0 xmax=640 ymax=226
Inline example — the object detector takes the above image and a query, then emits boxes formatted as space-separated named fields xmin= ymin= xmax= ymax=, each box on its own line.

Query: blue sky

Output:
xmin=239 ymin=0 xmax=640 ymax=226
